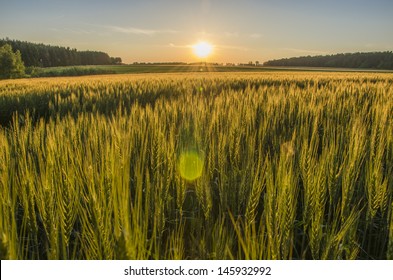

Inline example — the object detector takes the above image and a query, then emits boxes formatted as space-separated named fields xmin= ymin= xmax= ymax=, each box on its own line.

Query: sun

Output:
xmin=193 ymin=41 xmax=213 ymax=58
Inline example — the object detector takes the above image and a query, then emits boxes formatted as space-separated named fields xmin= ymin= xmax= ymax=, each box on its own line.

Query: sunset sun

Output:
xmin=192 ymin=41 xmax=213 ymax=59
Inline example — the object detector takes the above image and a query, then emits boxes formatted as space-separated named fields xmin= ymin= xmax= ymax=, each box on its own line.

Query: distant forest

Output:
xmin=263 ymin=52 xmax=393 ymax=70
xmin=0 ymin=38 xmax=122 ymax=67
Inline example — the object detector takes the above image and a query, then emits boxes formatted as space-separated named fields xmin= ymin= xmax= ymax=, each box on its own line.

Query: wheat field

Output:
xmin=0 ymin=72 xmax=392 ymax=259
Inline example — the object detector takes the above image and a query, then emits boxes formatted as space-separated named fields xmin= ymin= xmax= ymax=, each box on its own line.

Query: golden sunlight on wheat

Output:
xmin=0 ymin=72 xmax=392 ymax=260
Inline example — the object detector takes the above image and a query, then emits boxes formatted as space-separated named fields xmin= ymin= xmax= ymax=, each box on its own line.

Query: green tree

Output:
xmin=0 ymin=44 xmax=25 ymax=79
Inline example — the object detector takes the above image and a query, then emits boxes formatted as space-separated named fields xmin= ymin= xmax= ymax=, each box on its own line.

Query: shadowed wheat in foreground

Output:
xmin=0 ymin=72 xmax=392 ymax=259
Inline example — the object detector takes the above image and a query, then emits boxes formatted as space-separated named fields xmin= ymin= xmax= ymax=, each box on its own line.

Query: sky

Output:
xmin=0 ymin=0 xmax=392 ymax=63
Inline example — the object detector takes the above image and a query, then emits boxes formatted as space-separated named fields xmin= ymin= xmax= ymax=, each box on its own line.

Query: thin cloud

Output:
xmin=196 ymin=31 xmax=215 ymax=37
xmin=224 ymin=32 xmax=239 ymax=38
xmin=250 ymin=33 xmax=262 ymax=39
xmin=84 ymin=23 xmax=178 ymax=36
xmin=281 ymin=48 xmax=329 ymax=55
xmin=48 ymin=27 xmax=106 ymax=36
xmin=64 ymin=28 xmax=94 ymax=35
xmin=216 ymin=44 xmax=249 ymax=51
xmin=168 ymin=43 xmax=192 ymax=48
xmin=109 ymin=26 xmax=178 ymax=36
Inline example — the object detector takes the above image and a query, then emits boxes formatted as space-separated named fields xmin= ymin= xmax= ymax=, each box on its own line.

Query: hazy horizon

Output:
xmin=1 ymin=0 xmax=392 ymax=64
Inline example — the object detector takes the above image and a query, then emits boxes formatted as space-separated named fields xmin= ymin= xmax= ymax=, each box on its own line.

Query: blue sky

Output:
xmin=0 ymin=0 xmax=392 ymax=63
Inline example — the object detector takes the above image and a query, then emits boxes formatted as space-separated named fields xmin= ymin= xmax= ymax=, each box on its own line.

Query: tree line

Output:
xmin=263 ymin=51 xmax=393 ymax=70
xmin=0 ymin=38 xmax=122 ymax=67
xmin=0 ymin=44 xmax=25 ymax=79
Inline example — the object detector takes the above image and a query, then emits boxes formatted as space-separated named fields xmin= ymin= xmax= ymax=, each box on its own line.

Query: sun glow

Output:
xmin=192 ymin=41 xmax=213 ymax=58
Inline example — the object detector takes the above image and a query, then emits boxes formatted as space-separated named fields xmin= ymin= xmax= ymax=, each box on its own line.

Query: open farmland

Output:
xmin=0 ymin=72 xmax=392 ymax=259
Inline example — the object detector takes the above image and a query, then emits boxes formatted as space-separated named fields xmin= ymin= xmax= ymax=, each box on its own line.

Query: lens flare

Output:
xmin=178 ymin=151 xmax=204 ymax=181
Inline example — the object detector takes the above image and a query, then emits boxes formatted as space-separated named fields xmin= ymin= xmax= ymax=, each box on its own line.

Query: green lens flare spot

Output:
xmin=178 ymin=151 xmax=204 ymax=181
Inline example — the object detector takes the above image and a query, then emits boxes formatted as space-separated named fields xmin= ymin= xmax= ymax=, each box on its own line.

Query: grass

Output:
xmin=22 ymin=64 xmax=258 ymax=78
xmin=92 ymin=64 xmax=277 ymax=74
xmin=24 ymin=64 xmax=393 ymax=79
xmin=0 ymin=72 xmax=392 ymax=259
